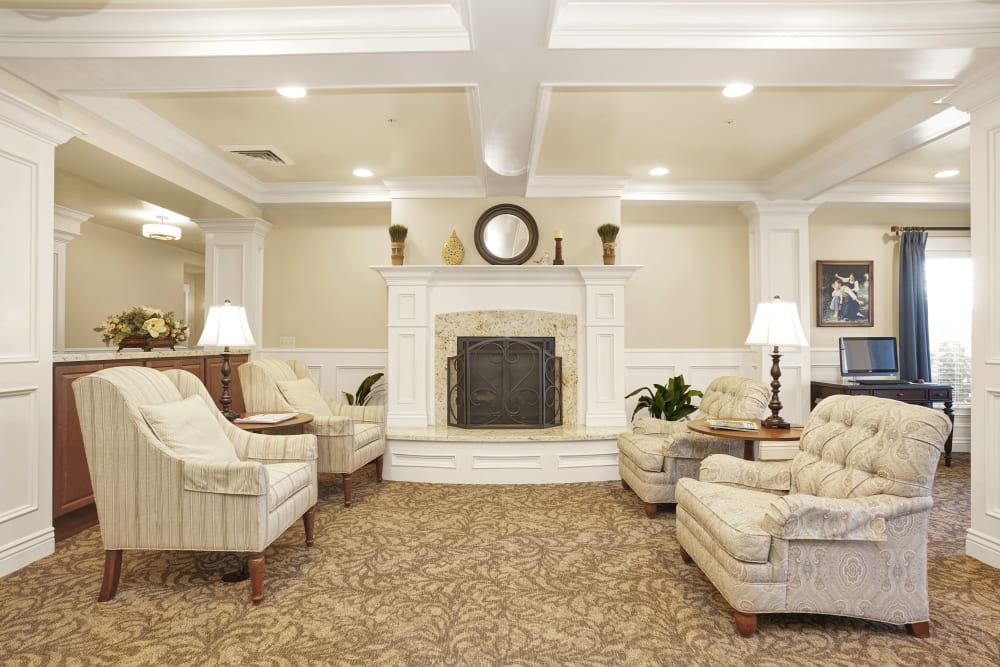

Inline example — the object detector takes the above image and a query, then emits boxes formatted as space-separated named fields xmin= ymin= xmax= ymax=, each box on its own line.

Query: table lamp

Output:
xmin=197 ymin=299 xmax=256 ymax=420
xmin=745 ymin=295 xmax=809 ymax=429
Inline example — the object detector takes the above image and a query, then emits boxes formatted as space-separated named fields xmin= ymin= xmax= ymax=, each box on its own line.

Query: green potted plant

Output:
xmin=389 ymin=224 xmax=408 ymax=265
xmin=626 ymin=374 xmax=702 ymax=421
xmin=597 ymin=223 xmax=620 ymax=265
xmin=343 ymin=372 xmax=384 ymax=406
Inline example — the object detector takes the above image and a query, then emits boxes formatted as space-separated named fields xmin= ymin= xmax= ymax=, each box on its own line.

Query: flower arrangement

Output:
xmin=95 ymin=306 xmax=190 ymax=347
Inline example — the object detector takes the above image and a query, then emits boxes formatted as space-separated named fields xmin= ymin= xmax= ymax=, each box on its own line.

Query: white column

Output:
xmin=0 ymin=91 xmax=80 ymax=576
xmin=194 ymin=218 xmax=272 ymax=343
xmin=947 ymin=70 xmax=1000 ymax=569
xmin=380 ymin=269 xmax=433 ymax=427
xmin=52 ymin=206 xmax=90 ymax=353
xmin=579 ymin=267 xmax=633 ymax=426
xmin=740 ymin=202 xmax=815 ymax=429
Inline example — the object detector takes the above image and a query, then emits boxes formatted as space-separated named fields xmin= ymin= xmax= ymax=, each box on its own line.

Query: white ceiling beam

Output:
xmin=815 ymin=181 xmax=970 ymax=207
xmin=768 ymin=90 xmax=970 ymax=201
xmin=550 ymin=1 xmax=1000 ymax=50
xmin=0 ymin=5 xmax=470 ymax=58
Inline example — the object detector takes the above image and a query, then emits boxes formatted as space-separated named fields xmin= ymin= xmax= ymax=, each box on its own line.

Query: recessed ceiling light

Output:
xmin=276 ymin=86 xmax=307 ymax=99
xmin=722 ymin=83 xmax=754 ymax=98
xmin=648 ymin=167 xmax=670 ymax=176
xmin=353 ymin=167 xmax=374 ymax=178
xmin=934 ymin=169 xmax=960 ymax=178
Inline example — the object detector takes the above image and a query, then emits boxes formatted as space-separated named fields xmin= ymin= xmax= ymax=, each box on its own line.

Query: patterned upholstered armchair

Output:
xmin=238 ymin=358 xmax=386 ymax=507
xmin=676 ymin=395 xmax=952 ymax=637
xmin=72 ymin=366 xmax=318 ymax=604
xmin=618 ymin=376 xmax=769 ymax=517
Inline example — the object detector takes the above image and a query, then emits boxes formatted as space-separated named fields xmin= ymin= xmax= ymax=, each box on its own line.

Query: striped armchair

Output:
xmin=72 ymin=366 xmax=319 ymax=604
xmin=238 ymin=358 xmax=386 ymax=507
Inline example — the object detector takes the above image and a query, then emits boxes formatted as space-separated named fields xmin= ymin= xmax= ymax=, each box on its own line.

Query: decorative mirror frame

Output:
xmin=473 ymin=203 xmax=539 ymax=265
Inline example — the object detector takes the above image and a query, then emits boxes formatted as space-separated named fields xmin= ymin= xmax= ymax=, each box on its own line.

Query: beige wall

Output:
xmin=391 ymin=197 xmax=619 ymax=266
xmin=808 ymin=207 xmax=970 ymax=349
xmin=621 ymin=205 xmax=749 ymax=348
xmin=65 ymin=222 xmax=204 ymax=348
xmin=263 ymin=206 xmax=391 ymax=348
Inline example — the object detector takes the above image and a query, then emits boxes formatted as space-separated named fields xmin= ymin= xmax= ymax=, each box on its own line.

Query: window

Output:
xmin=925 ymin=236 xmax=972 ymax=405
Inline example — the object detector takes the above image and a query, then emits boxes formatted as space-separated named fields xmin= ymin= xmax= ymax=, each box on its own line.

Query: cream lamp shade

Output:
xmin=745 ymin=296 xmax=809 ymax=348
xmin=197 ymin=300 xmax=256 ymax=348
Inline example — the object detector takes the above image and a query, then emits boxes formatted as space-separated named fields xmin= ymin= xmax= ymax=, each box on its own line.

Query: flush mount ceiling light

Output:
xmin=722 ymin=83 xmax=754 ymax=98
xmin=276 ymin=86 xmax=307 ymax=99
xmin=934 ymin=169 xmax=960 ymax=178
xmin=353 ymin=167 xmax=374 ymax=178
xmin=648 ymin=166 xmax=670 ymax=176
xmin=142 ymin=216 xmax=182 ymax=241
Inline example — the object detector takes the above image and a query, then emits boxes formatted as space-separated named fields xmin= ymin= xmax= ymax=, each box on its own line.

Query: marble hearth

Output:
xmin=373 ymin=264 xmax=640 ymax=483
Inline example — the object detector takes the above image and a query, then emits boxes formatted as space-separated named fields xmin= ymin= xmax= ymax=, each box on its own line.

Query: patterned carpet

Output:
xmin=1 ymin=454 xmax=998 ymax=666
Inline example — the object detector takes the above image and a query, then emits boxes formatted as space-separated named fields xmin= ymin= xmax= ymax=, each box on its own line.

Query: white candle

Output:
xmin=554 ymin=228 xmax=563 ymax=239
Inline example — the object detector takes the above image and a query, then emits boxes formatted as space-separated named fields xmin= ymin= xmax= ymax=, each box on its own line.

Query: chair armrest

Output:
xmin=244 ymin=433 xmax=318 ymax=463
xmin=662 ymin=432 xmax=744 ymax=460
xmin=699 ymin=455 xmax=792 ymax=493
xmin=310 ymin=415 xmax=354 ymax=436
xmin=182 ymin=460 xmax=267 ymax=496
xmin=327 ymin=400 xmax=385 ymax=425
xmin=632 ymin=417 xmax=687 ymax=436
xmin=762 ymin=494 xmax=934 ymax=542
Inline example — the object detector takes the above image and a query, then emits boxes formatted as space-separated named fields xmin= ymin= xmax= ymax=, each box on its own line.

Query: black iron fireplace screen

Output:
xmin=448 ymin=336 xmax=562 ymax=429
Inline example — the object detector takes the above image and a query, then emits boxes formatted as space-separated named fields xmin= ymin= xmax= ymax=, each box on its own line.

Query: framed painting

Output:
xmin=816 ymin=260 xmax=873 ymax=327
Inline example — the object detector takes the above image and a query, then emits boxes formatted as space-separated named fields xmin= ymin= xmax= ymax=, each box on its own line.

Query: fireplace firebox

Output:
xmin=448 ymin=336 xmax=562 ymax=428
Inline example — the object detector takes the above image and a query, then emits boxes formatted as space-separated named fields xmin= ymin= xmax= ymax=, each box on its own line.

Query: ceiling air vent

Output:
xmin=220 ymin=145 xmax=294 ymax=165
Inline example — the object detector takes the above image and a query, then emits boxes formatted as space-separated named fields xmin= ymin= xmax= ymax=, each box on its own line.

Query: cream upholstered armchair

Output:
xmin=72 ymin=366 xmax=318 ymax=605
xmin=238 ymin=358 xmax=386 ymax=507
xmin=676 ymin=395 xmax=952 ymax=637
xmin=618 ymin=376 xmax=769 ymax=517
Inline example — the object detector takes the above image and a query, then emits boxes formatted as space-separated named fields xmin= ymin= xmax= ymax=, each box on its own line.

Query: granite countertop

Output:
xmin=54 ymin=348 xmax=253 ymax=363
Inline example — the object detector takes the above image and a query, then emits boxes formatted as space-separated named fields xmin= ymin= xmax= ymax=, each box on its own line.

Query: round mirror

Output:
xmin=474 ymin=204 xmax=539 ymax=265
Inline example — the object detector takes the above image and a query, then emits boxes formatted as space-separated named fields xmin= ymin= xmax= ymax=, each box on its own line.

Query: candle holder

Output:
xmin=553 ymin=238 xmax=565 ymax=265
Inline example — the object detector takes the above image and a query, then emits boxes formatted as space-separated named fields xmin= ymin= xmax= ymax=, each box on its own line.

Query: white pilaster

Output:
xmin=194 ymin=218 xmax=272 ymax=343
xmin=382 ymin=268 xmax=434 ymax=427
xmin=52 ymin=206 xmax=90 ymax=353
xmin=0 ymin=90 xmax=80 ymax=576
xmin=579 ymin=267 xmax=632 ymax=426
xmin=740 ymin=202 xmax=816 ymax=426
xmin=947 ymin=67 xmax=1000 ymax=569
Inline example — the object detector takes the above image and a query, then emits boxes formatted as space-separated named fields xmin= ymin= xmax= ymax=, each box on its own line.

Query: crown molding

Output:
xmin=526 ymin=175 xmax=629 ymax=198
xmin=0 ymin=5 xmax=470 ymax=58
xmin=0 ymin=89 xmax=81 ymax=146
xmin=257 ymin=182 xmax=391 ymax=206
xmin=944 ymin=62 xmax=1000 ymax=112
xmin=550 ymin=1 xmax=1000 ymax=50
xmin=384 ymin=176 xmax=485 ymax=199
xmin=622 ymin=180 xmax=769 ymax=204
xmin=815 ymin=181 xmax=971 ymax=207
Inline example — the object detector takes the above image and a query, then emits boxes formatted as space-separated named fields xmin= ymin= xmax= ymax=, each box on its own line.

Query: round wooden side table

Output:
xmin=233 ymin=412 xmax=314 ymax=434
xmin=687 ymin=419 xmax=803 ymax=461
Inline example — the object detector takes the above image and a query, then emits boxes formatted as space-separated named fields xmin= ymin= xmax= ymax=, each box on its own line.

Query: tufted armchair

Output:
xmin=238 ymin=358 xmax=386 ymax=507
xmin=72 ymin=366 xmax=318 ymax=604
xmin=618 ymin=376 xmax=769 ymax=517
xmin=675 ymin=394 xmax=952 ymax=637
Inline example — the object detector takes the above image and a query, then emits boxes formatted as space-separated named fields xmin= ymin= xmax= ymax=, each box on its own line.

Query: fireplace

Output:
xmin=448 ymin=336 xmax=562 ymax=428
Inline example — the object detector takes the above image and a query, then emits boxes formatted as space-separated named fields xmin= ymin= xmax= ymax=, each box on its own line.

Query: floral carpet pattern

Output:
xmin=1 ymin=454 xmax=998 ymax=666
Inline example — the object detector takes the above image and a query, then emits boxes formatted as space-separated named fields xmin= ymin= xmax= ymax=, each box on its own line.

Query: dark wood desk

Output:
xmin=809 ymin=381 xmax=954 ymax=466
xmin=687 ymin=419 xmax=803 ymax=461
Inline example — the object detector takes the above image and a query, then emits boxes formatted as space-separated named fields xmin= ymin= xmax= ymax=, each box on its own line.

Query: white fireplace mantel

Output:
xmin=373 ymin=264 xmax=641 ymax=428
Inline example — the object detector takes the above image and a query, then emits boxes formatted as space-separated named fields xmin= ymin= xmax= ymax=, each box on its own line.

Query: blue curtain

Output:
xmin=898 ymin=229 xmax=931 ymax=381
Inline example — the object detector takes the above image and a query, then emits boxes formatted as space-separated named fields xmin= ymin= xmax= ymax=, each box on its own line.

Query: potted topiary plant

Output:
xmin=597 ymin=223 xmax=620 ymax=265
xmin=626 ymin=374 xmax=702 ymax=421
xmin=389 ymin=224 xmax=408 ymax=265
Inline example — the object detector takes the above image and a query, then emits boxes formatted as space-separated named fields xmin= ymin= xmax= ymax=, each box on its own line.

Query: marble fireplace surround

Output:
xmin=373 ymin=265 xmax=640 ymax=429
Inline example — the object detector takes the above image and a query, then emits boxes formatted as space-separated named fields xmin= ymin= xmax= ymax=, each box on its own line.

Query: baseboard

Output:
xmin=0 ymin=528 xmax=55 ymax=577
xmin=966 ymin=528 xmax=1000 ymax=569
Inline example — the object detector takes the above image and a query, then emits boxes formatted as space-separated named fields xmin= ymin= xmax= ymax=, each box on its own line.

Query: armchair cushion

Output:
xmin=139 ymin=395 xmax=239 ymax=462
xmin=266 ymin=462 xmax=317 ymax=508
xmin=355 ymin=423 xmax=385 ymax=451
xmin=699 ymin=455 xmax=792 ymax=493
xmin=182 ymin=459 xmax=267 ymax=496
xmin=676 ymin=477 xmax=775 ymax=564
xmin=276 ymin=378 xmax=332 ymax=417
xmin=762 ymin=494 xmax=934 ymax=542
xmin=618 ymin=432 xmax=666 ymax=472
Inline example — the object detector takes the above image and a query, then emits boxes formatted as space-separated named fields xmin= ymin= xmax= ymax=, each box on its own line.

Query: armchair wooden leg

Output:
xmin=644 ymin=502 xmax=658 ymax=518
xmin=734 ymin=611 xmax=757 ymax=637
xmin=248 ymin=552 xmax=265 ymax=605
xmin=679 ymin=544 xmax=693 ymax=564
xmin=906 ymin=621 xmax=931 ymax=638
xmin=98 ymin=549 xmax=122 ymax=602
xmin=343 ymin=473 xmax=353 ymax=507
xmin=375 ymin=455 xmax=384 ymax=483
xmin=303 ymin=506 xmax=316 ymax=547
xmin=621 ymin=478 xmax=631 ymax=491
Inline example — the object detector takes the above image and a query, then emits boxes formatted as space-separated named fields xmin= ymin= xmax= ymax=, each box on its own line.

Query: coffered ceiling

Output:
xmin=0 ymin=0 xmax=996 ymax=241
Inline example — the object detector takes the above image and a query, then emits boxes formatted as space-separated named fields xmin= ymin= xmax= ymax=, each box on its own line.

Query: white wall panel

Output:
xmin=0 ymin=154 xmax=35 ymax=362
xmin=0 ymin=388 xmax=38 ymax=525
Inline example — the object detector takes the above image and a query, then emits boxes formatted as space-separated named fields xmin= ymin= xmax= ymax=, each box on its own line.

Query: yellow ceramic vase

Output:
xmin=442 ymin=230 xmax=465 ymax=265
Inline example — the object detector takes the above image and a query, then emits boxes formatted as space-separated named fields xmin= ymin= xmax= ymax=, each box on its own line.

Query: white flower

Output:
xmin=142 ymin=317 xmax=168 ymax=338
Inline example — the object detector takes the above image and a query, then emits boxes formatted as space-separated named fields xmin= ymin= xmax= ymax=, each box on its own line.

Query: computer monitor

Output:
xmin=838 ymin=337 xmax=899 ymax=379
